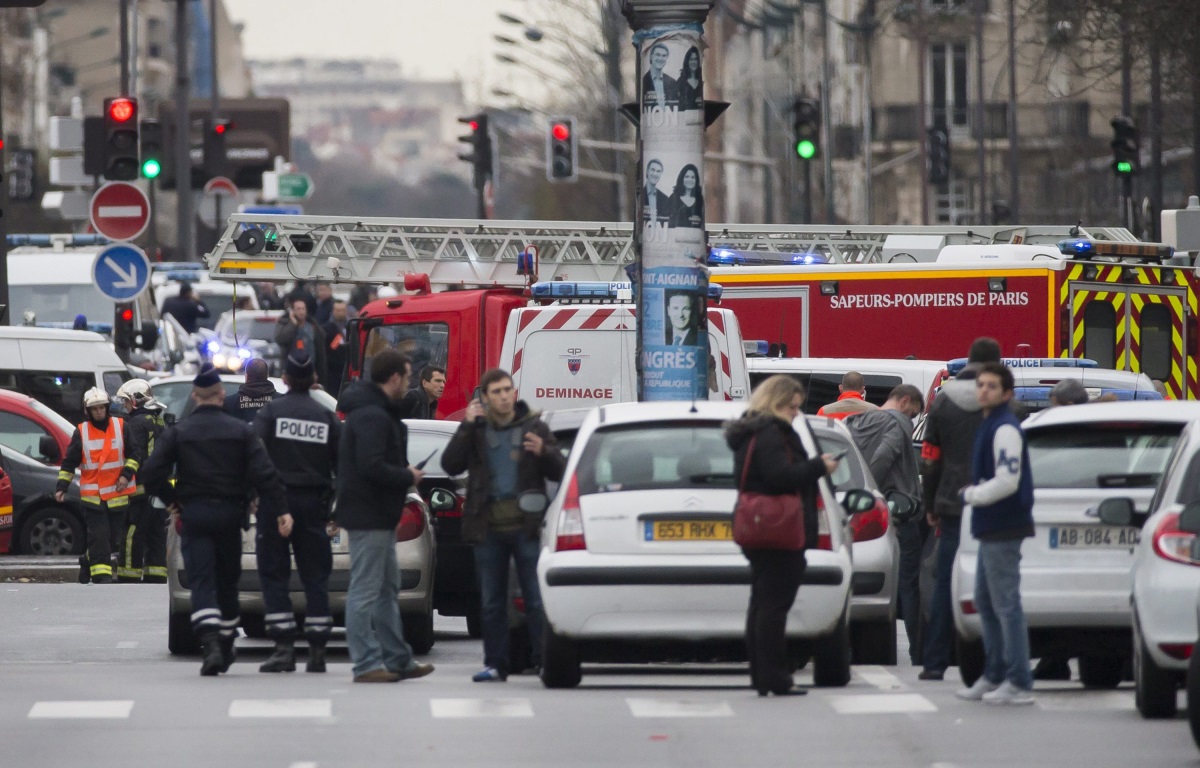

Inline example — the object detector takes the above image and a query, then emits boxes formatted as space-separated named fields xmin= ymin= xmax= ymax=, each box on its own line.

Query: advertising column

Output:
xmin=631 ymin=15 xmax=711 ymax=401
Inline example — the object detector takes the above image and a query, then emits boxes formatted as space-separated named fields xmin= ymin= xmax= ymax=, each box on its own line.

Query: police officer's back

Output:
xmin=224 ymin=358 xmax=280 ymax=422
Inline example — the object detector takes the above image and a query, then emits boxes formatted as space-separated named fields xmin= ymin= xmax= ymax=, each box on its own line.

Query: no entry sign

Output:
xmin=89 ymin=181 xmax=150 ymax=242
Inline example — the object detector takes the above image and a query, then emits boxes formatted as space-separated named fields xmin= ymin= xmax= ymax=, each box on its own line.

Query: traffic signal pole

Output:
xmin=174 ymin=0 xmax=194 ymax=261
xmin=210 ymin=0 xmax=223 ymax=241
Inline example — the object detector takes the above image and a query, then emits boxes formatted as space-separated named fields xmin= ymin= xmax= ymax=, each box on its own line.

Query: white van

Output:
xmin=0 ymin=328 xmax=132 ymax=425
xmin=747 ymin=357 xmax=950 ymax=415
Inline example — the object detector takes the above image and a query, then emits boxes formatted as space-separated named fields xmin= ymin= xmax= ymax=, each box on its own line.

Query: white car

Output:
xmin=1101 ymin=414 xmax=1200 ymax=718
xmin=537 ymin=401 xmax=871 ymax=689
xmin=952 ymin=401 xmax=1200 ymax=690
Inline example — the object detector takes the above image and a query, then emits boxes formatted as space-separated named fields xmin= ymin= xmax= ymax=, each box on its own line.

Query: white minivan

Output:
xmin=747 ymin=357 xmax=949 ymax=416
xmin=0 ymin=328 xmax=132 ymax=425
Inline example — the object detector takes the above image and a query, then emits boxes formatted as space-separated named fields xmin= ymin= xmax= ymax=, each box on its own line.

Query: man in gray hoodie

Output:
xmin=846 ymin=384 xmax=925 ymax=663
xmin=918 ymin=337 xmax=1002 ymax=680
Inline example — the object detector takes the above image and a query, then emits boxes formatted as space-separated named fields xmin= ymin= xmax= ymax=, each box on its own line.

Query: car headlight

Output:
xmin=212 ymin=353 xmax=227 ymax=368
xmin=229 ymin=356 xmax=245 ymax=371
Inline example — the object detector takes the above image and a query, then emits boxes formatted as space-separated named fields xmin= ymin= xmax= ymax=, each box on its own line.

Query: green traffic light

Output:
xmin=796 ymin=140 xmax=816 ymax=160
xmin=1116 ymin=160 xmax=1133 ymax=174
xmin=141 ymin=158 xmax=161 ymax=179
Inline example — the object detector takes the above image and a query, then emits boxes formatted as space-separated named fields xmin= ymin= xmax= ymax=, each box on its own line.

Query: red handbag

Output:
xmin=732 ymin=436 xmax=806 ymax=550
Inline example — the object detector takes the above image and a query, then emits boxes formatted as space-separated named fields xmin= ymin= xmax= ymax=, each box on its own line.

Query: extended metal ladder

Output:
xmin=204 ymin=214 xmax=1138 ymax=286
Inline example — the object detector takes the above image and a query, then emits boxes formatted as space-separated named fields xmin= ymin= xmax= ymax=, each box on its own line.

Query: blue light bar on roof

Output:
xmin=947 ymin=357 xmax=1099 ymax=376
xmin=6 ymin=234 xmax=110 ymax=247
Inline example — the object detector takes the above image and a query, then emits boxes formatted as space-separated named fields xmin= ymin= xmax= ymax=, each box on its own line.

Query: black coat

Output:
xmin=333 ymin=382 xmax=413 ymax=530
xmin=725 ymin=413 xmax=827 ymax=551
xmin=161 ymin=295 xmax=210 ymax=334
xmin=118 ymin=405 xmax=168 ymax=494
xmin=253 ymin=390 xmax=340 ymax=493
xmin=398 ymin=386 xmax=438 ymax=420
xmin=274 ymin=316 xmax=328 ymax=387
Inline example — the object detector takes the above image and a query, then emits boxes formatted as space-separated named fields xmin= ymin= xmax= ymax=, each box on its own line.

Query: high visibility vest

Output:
xmin=77 ymin=418 xmax=135 ymax=508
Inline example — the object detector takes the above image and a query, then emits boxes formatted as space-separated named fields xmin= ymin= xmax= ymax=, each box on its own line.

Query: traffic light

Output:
xmin=8 ymin=148 xmax=35 ymax=201
xmin=202 ymin=117 xmax=232 ymax=179
xmin=139 ymin=119 xmax=163 ymax=181
xmin=1111 ymin=115 xmax=1139 ymax=176
xmin=545 ymin=117 xmax=578 ymax=182
xmin=927 ymin=125 xmax=951 ymax=185
xmin=103 ymin=96 xmax=139 ymax=180
xmin=113 ymin=304 xmax=136 ymax=350
xmin=792 ymin=98 xmax=820 ymax=161
xmin=457 ymin=113 xmax=493 ymax=189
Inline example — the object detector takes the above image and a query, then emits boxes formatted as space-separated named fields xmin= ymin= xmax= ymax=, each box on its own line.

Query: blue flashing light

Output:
xmin=708 ymin=248 xmax=743 ymax=266
xmin=237 ymin=348 xmax=252 ymax=360
xmin=946 ymin=357 xmax=1100 ymax=376
xmin=789 ymin=252 xmax=827 ymax=265
xmin=531 ymin=281 xmax=722 ymax=301
xmin=205 ymin=340 xmax=220 ymax=354
xmin=1058 ymin=238 xmax=1096 ymax=257
xmin=745 ymin=340 xmax=770 ymax=357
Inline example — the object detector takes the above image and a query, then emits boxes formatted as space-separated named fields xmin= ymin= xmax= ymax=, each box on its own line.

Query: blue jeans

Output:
xmin=474 ymin=528 xmax=545 ymax=674
xmin=975 ymin=538 xmax=1033 ymax=690
xmin=922 ymin=515 xmax=960 ymax=673
xmin=346 ymin=529 xmax=413 ymax=678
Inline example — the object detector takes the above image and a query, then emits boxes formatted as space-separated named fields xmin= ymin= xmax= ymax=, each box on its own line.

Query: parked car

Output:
xmin=0 ymin=327 xmax=132 ymax=424
xmin=148 ymin=374 xmax=337 ymax=423
xmin=0 ymin=453 xmax=13 ymax=553
xmin=206 ymin=310 xmax=285 ymax=375
xmin=0 ymin=444 xmax=84 ymax=555
xmin=536 ymin=401 xmax=870 ymax=688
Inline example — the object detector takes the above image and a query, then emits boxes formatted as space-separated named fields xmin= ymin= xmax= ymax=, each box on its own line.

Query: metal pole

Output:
xmin=820 ymin=0 xmax=834 ymax=222
xmin=131 ymin=0 xmax=140 ymax=98
xmin=862 ymin=2 xmax=876 ymax=224
xmin=975 ymin=0 xmax=986 ymax=223
xmin=119 ymin=0 xmax=130 ymax=97
xmin=1006 ymin=0 xmax=1019 ymax=222
xmin=916 ymin=2 xmax=930 ymax=224
xmin=175 ymin=0 xmax=194 ymax=261
xmin=1120 ymin=12 xmax=1133 ymax=231
xmin=210 ymin=0 xmax=223 ymax=239
xmin=1149 ymin=36 xmax=1163 ymax=241
xmin=0 ymin=21 xmax=9 ymax=324
xmin=604 ymin=1 xmax=625 ymax=221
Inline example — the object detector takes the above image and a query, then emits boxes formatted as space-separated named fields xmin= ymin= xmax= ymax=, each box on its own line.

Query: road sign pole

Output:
xmin=174 ymin=0 xmax=194 ymax=261
xmin=0 ymin=28 xmax=8 ymax=324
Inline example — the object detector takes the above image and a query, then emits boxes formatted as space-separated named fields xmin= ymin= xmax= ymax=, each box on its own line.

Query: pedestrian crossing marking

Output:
xmin=828 ymin=694 xmax=937 ymax=714
xmin=626 ymin=699 xmax=734 ymax=718
xmin=228 ymin=699 xmax=332 ymax=718
xmin=855 ymin=666 xmax=906 ymax=691
xmin=430 ymin=698 xmax=534 ymax=718
xmin=28 ymin=700 xmax=134 ymax=719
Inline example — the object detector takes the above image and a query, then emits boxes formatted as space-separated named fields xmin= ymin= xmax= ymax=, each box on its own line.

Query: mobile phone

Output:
xmin=415 ymin=449 xmax=437 ymax=470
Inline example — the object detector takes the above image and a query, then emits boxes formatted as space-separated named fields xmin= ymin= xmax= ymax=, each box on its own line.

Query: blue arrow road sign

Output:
xmin=92 ymin=243 xmax=151 ymax=302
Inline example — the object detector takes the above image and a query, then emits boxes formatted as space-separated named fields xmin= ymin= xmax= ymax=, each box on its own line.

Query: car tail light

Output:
xmin=815 ymin=494 xmax=832 ymax=550
xmin=1151 ymin=511 xmax=1200 ymax=566
xmin=395 ymin=500 xmax=426 ymax=542
xmin=554 ymin=473 xmax=586 ymax=552
xmin=850 ymin=498 xmax=889 ymax=543
xmin=960 ymin=599 xmax=977 ymax=615
xmin=1159 ymin=643 xmax=1194 ymax=661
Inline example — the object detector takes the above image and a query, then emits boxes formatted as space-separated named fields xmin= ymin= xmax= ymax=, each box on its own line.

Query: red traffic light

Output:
xmin=108 ymin=98 xmax=136 ymax=123
xmin=214 ymin=123 xmax=227 ymax=135
xmin=551 ymin=123 xmax=570 ymax=141
xmin=120 ymin=308 xmax=134 ymax=322
xmin=469 ymin=120 xmax=479 ymax=131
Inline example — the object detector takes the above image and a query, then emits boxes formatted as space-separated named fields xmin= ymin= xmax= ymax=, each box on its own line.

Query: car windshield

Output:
xmin=810 ymin=431 xmax=868 ymax=491
xmin=219 ymin=316 xmax=279 ymax=345
xmin=575 ymin=421 xmax=735 ymax=494
xmin=10 ymin=284 xmax=113 ymax=324
xmin=1027 ymin=422 xmax=1183 ymax=489
xmin=152 ymin=380 xmax=242 ymax=421
xmin=405 ymin=428 xmax=451 ymax=476
xmin=195 ymin=293 xmax=237 ymax=330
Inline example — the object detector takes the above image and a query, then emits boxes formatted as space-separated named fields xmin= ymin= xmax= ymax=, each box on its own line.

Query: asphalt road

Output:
xmin=1 ymin=583 xmax=1197 ymax=768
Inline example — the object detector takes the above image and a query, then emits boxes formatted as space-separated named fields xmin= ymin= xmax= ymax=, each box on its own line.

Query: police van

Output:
xmin=499 ymin=282 xmax=751 ymax=412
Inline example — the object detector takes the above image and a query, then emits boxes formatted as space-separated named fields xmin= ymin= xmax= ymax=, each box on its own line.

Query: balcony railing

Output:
xmin=872 ymin=101 xmax=1092 ymax=142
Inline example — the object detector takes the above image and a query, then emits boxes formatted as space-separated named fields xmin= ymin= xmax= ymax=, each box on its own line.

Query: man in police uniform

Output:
xmin=113 ymin=380 xmax=170 ymax=583
xmin=56 ymin=387 xmax=135 ymax=584
xmin=252 ymin=350 xmax=341 ymax=673
xmin=140 ymin=363 xmax=288 ymax=676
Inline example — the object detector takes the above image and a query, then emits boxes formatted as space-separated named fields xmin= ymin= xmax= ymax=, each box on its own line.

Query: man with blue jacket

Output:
xmin=955 ymin=362 xmax=1035 ymax=706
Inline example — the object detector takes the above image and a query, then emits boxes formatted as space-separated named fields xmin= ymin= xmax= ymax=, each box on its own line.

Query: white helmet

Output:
xmin=115 ymin=379 xmax=152 ymax=405
xmin=82 ymin=387 xmax=110 ymax=409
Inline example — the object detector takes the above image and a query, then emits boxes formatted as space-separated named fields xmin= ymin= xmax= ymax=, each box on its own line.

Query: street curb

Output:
xmin=0 ymin=557 xmax=79 ymax=584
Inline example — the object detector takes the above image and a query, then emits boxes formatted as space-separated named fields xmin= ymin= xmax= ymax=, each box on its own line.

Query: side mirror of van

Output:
xmin=38 ymin=435 xmax=60 ymax=464
xmin=136 ymin=322 xmax=160 ymax=351
xmin=1097 ymin=497 xmax=1135 ymax=527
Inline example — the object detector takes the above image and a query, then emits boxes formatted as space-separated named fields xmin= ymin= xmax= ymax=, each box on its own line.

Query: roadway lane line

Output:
xmin=29 ymin=700 xmax=134 ymax=719
xmin=288 ymin=763 xmax=318 ymax=768
xmin=430 ymin=698 xmax=534 ymax=718
xmin=828 ymin=694 xmax=937 ymax=715
xmin=116 ymin=641 xmax=139 ymax=649
xmin=626 ymin=699 xmax=735 ymax=718
xmin=854 ymin=665 xmax=906 ymax=691
xmin=228 ymin=699 xmax=332 ymax=718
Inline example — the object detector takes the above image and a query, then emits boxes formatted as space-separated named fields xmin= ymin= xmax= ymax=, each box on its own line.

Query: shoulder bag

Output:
xmin=732 ymin=435 xmax=806 ymax=550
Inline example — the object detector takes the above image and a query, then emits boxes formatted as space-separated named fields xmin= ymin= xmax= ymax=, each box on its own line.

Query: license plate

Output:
xmin=644 ymin=520 xmax=733 ymax=542
xmin=1049 ymin=525 xmax=1141 ymax=549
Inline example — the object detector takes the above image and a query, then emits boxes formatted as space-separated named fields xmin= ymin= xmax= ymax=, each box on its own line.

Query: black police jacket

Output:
xmin=253 ymin=390 xmax=340 ymax=492
xmin=224 ymin=381 xmax=280 ymax=423
xmin=118 ymin=405 xmax=168 ymax=494
xmin=139 ymin=404 xmax=286 ymax=513
xmin=333 ymin=382 xmax=413 ymax=531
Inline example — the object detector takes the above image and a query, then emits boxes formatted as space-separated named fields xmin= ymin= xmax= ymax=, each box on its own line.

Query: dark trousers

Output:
xmin=117 ymin=496 xmax=168 ymax=582
xmin=744 ymin=548 xmax=807 ymax=693
xmin=84 ymin=501 xmax=125 ymax=581
xmin=473 ymin=528 xmax=545 ymax=675
xmin=895 ymin=517 xmax=928 ymax=664
xmin=180 ymin=500 xmax=243 ymax=640
xmin=922 ymin=515 xmax=961 ymax=673
xmin=256 ymin=489 xmax=333 ymax=640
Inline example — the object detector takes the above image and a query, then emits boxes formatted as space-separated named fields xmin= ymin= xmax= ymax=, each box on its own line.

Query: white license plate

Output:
xmin=1049 ymin=525 xmax=1141 ymax=549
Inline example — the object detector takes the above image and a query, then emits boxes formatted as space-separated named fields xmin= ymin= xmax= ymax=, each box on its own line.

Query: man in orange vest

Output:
xmin=815 ymin=371 xmax=879 ymax=421
xmin=56 ymin=387 xmax=135 ymax=584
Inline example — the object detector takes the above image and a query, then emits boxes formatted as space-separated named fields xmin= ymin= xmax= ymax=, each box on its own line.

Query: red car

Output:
xmin=0 ymin=459 xmax=13 ymax=553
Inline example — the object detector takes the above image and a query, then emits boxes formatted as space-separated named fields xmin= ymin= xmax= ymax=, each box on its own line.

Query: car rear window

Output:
xmin=1027 ymin=422 xmax=1183 ymax=489
xmin=576 ymin=422 xmax=735 ymax=494
xmin=751 ymin=372 xmax=902 ymax=415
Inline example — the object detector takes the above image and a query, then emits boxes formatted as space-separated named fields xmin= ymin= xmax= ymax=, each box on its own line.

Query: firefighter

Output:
xmin=139 ymin=363 xmax=288 ymax=676
xmin=56 ymin=387 xmax=135 ymax=584
xmin=113 ymin=380 xmax=170 ymax=583
xmin=252 ymin=350 xmax=341 ymax=673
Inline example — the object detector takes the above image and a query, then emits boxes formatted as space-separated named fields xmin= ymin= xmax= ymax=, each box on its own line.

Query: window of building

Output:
xmin=930 ymin=42 xmax=970 ymax=129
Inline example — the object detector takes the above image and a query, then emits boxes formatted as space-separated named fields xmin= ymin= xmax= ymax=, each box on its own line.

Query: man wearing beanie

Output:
xmin=140 ymin=363 xmax=287 ymax=677
xmin=251 ymin=351 xmax=342 ymax=673
xmin=225 ymin=358 xmax=280 ymax=423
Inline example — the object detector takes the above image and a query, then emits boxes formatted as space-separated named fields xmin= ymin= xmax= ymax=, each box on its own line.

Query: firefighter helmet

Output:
xmin=115 ymin=379 xmax=152 ymax=405
xmin=82 ymin=387 xmax=111 ymax=409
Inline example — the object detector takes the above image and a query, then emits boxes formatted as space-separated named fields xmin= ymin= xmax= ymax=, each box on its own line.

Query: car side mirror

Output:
xmin=842 ymin=488 xmax=876 ymax=515
xmin=1097 ymin=497 xmax=1135 ymax=527
xmin=428 ymin=488 xmax=457 ymax=514
xmin=886 ymin=490 xmax=918 ymax=522
xmin=38 ymin=435 xmax=60 ymax=463
xmin=1179 ymin=502 xmax=1200 ymax=534
xmin=518 ymin=490 xmax=549 ymax=515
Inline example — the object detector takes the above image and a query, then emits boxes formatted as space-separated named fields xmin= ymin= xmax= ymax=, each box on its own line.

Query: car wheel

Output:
xmin=1187 ymin=643 xmax=1200 ymax=748
xmin=850 ymin=619 xmax=898 ymax=666
xmin=812 ymin=608 xmax=852 ymax=687
xmin=1135 ymin=630 xmax=1178 ymax=718
xmin=18 ymin=506 xmax=85 ymax=556
xmin=466 ymin=609 xmax=483 ymax=639
xmin=1078 ymin=655 xmax=1123 ymax=690
xmin=403 ymin=610 xmax=435 ymax=655
xmin=540 ymin=624 xmax=581 ymax=689
xmin=956 ymin=633 xmax=985 ymax=687
xmin=168 ymin=611 xmax=200 ymax=655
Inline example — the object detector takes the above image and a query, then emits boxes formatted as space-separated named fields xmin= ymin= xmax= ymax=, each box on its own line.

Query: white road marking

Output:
xmin=1034 ymin=691 xmax=1134 ymax=711
xmin=29 ymin=700 xmax=133 ymax=719
xmin=97 ymin=205 xmax=143 ymax=218
xmin=228 ymin=699 xmax=332 ymax=718
xmin=828 ymin=694 xmax=937 ymax=715
xmin=116 ymin=641 xmax=138 ymax=649
xmin=855 ymin=665 xmax=906 ymax=691
xmin=626 ymin=699 xmax=735 ymax=718
xmin=289 ymin=763 xmax=318 ymax=768
xmin=429 ymin=698 xmax=534 ymax=718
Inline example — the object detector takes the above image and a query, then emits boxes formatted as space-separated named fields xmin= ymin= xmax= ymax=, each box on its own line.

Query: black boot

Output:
xmin=306 ymin=638 xmax=327 ymax=673
xmin=200 ymin=635 xmax=224 ymax=677
xmin=219 ymin=635 xmax=237 ymax=673
xmin=78 ymin=556 xmax=90 ymax=585
xmin=259 ymin=640 xmax=296 ymax=673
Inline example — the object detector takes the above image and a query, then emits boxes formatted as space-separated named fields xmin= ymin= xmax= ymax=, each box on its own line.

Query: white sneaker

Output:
xmin=955 ymin=676 xmax=1001 ymax=701
xmin=982 ymin=681 xmax=1035 ymax=706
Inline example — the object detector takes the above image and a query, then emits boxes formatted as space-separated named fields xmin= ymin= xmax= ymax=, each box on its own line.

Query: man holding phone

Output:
xmin=275 ymin=296 xmax=328 ymax=387
xmin=442 ymin=369 xmax=566 ymax=683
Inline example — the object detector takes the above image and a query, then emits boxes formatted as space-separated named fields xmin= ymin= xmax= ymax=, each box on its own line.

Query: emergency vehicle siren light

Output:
xmin=946 ymin=357 xmax=1100 ymax=376
xmin=1057 ymin=238 xmax=1173 ymax=263
xmin=530 ymin=281 xmax=722 ymax=302
xmin=744 ymin=340 xmax=770 ymax=357
xmin=707 ymin=247 xmax=828 ymax=266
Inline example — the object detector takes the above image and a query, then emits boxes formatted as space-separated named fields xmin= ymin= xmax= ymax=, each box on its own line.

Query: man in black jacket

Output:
xmin=253 ymin=350 xmax=341 ymax=674
xmin=442 ymin=369 xmax=565 ymax=682
xmin=161 ymin=282 xmax=210 ymax=334
xmin=399 ymin=365 xmax=445 ymax=420
xmin=140 ymin=363 xmax=288 ymax=676
xmin=224 ymin=359 xmax=279 ymax=422
xmin=113 ymin=380 xmax=170 ymax=583
xmin=335 ymin=349 xmax=435 ymax=684
xmin=275 ymin=297 xmax=328 ymax=387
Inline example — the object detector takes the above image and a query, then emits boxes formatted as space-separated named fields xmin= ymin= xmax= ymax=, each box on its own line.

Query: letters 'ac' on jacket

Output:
xmin=57 ymin=417 xmax=135 ymax=508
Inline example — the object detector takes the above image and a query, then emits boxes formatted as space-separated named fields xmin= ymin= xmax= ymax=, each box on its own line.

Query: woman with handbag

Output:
xmin=725 ymin=375 xmax=839 ymax=697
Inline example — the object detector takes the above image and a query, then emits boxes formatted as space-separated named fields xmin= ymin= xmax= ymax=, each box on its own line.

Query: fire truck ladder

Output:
xmin=204 ymin=214 xmax=1138 ymax=286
